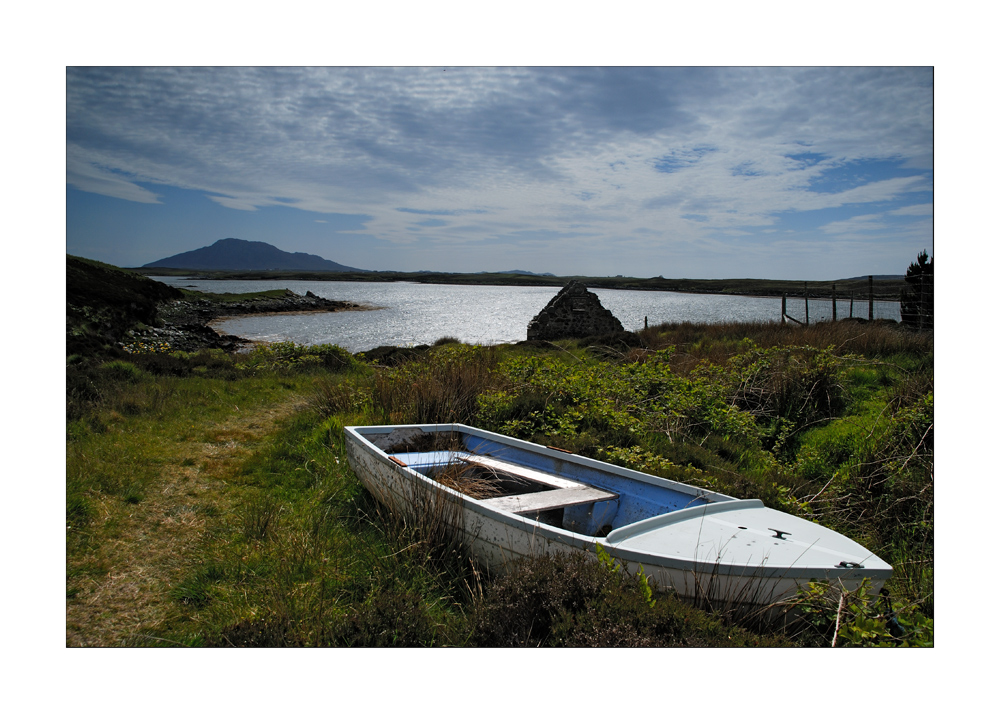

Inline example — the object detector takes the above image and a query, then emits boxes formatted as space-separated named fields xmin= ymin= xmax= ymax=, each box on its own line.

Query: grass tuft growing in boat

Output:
xmin=431 ymin=461 xmax=506 ymax=500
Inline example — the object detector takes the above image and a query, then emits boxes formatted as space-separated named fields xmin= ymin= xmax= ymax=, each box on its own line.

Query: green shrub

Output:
xmin=469 ymin=552 xmax=785 ymax=647
xmin=331 ymin=588 xmax=439 ymax=646
xmin=722 ymin=344 xmax=846 ymax=431
xmin=242 ymin=342 xmax=357 ymax=373
xmin=100 ymin=360 xmax=144 ymax=384
xmin=787 ymin=580 xmax=933 ymax=647
xmin=130 ymin=352 xmax=192 ymax=376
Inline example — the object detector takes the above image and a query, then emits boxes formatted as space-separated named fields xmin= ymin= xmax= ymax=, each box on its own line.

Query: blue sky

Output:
xmin=66 ymin=66 xmax=933 ymax=279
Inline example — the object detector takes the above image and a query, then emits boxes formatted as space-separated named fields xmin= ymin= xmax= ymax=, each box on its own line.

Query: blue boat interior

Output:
xmin=387 ymin=431 xmax=718 ymax=537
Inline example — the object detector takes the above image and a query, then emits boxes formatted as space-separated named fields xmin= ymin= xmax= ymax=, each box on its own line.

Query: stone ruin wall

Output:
xmin=526 ymin=281 xmax=624 ymax=341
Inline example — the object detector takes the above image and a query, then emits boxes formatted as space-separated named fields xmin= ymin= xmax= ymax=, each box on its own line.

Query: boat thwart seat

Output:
xmin=481 ymin=486 xmax=617 ymax=514
xmin=460 ymin=453 xmax=618 ymax=516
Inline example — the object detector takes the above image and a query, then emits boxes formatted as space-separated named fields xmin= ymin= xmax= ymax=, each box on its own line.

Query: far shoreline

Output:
xmin=207 ymin=304 xmax=384 ymax=331
xmin=139 ymin=270 xmax=906 ymax=303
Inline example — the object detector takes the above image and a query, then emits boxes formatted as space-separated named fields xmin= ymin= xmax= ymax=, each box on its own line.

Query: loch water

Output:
xmin=151 ymin=277 xmax=902 ymax=353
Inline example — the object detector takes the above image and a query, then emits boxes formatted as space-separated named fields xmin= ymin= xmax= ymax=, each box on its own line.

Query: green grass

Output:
xmin=67 ymin=322 xmax=932 ymax=647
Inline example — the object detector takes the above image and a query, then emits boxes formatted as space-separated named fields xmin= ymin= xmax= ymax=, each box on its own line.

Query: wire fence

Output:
xmin=780 ymin=275 xmax=933 ymax=330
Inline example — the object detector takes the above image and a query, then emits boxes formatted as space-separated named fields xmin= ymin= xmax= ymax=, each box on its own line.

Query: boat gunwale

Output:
xmin=343 ymin=423 xmax=892 ymax=582
xmin=346 ymin=422 xmax=726 ymax=502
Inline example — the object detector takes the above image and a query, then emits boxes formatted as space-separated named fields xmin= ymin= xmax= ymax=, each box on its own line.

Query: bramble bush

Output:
xmin=482 ymin=348 xmax=760 ymax=450
xmin=789 ymin=580 xmax=933 ymax=647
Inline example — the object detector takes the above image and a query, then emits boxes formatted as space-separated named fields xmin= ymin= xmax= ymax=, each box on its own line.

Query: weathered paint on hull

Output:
xmin=345 ymin=427 xmax=886 ymax=611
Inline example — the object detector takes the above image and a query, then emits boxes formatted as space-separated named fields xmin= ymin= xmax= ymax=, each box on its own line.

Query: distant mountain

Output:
xmin=505 ymin=269 xmax=556 ymax=276
xmin=142 ymin=238 xmax=366 ymax=272
xmin=476 ymin=269 xmax=557 ymax=276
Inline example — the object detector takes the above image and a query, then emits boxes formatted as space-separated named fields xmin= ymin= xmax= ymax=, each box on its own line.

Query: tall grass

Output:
xmin=368 ymin=344 xmax=508 ymax=424
xmin=638 ymin=320 xmax=932 ymax=374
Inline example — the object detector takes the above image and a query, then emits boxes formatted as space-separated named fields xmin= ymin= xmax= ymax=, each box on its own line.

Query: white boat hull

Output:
xmin=345 ymin=423 xmax=891 ymax=612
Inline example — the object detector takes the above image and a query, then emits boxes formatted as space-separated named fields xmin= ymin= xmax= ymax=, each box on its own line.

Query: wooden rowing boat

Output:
xmin=344 ymin=423 xmax=891 ymax=611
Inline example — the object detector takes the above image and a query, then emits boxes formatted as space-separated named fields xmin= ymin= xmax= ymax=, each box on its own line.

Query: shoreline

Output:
xmin=207 ymin=303 xmax=381 ymax=327
xmin=130 ymin=290 xmax=379 ymax=353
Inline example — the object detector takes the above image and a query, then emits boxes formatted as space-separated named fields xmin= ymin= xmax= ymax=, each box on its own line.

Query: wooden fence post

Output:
xmin=804 ymin=282 xmax=810 ymax=326
xmin=868 ymin=276 xmax=874 ymax=321
xmin=850 ymin=292 xmax=854 ymax=319
xmin=919 ymin=274 xmax=926 ymax=331
xmin=832 ymin=282 xmax=837 ymax=322
xmin=781 ymin=294 xmax=786 ymax=324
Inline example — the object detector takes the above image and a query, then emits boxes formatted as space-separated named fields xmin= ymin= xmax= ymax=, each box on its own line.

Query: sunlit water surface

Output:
xmin=152 ymin=277 xmax=901 ymax=353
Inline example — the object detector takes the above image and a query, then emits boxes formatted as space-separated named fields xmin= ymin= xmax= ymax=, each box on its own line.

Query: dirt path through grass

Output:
xmin=66 ymin=393 xmax=310 ymax=647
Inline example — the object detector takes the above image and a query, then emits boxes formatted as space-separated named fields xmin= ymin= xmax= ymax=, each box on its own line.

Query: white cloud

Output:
xmin=820 ymin=214 xmax=886 ymax=234
xmin=66 ymin=67 xmax=934 ymax=278
xmin=889 ymin=203 xmax=934 ymax=216
xmin=801 ymin=176 xmax=929 ymax=211
xmin=66 ymin=148 xmax=161 ymax=204
xmin=206 ymin=195 xmax=259 ymax=212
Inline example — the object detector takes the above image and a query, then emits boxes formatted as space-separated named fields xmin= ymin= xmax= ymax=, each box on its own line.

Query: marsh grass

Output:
xmin=171 ymin=564 xmax=226 ymax=608
xmin=639 ymin=320 xmax=932 ymax=374
xmin=367 ymin=344 xmax=508 ymax=424
xmin=239 ymin=491 xmax=282 ymax=541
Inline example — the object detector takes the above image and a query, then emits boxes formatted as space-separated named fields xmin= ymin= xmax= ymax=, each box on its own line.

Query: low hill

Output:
xmin=477 ymin=269 xmax=557 ymax=277
xmin=67 ymin=255 xmax=184 ymax=358
xmin=142 ymin=238 xmax=365 ymax=272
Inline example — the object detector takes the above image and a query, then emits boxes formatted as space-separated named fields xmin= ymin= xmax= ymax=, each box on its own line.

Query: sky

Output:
xmin=66 ymin=66 xmax=933 ymax=280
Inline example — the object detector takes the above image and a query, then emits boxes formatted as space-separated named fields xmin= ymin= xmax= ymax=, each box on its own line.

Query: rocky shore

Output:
xmin=123 ymin=289 xmax=369 ymax=353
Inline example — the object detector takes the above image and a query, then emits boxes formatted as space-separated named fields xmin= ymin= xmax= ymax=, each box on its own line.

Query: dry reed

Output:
xmin=432 ymin=461 xmax=505 ymax=500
